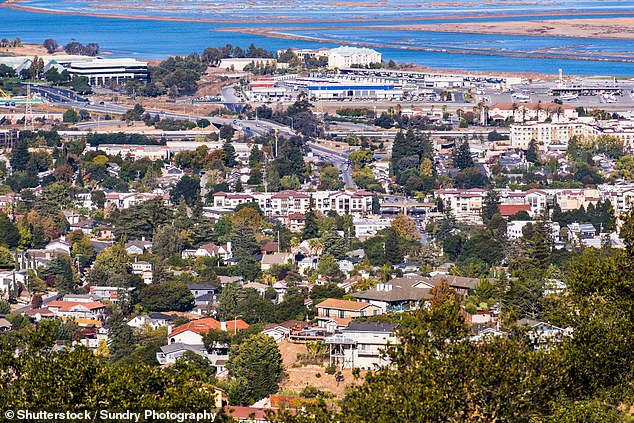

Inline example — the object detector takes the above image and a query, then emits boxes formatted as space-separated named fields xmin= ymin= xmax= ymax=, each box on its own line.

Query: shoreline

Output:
xmin=218 ymin=27 xmax=634 ymax=64
xmin=3 ymin=1 xmax=634 ymax=25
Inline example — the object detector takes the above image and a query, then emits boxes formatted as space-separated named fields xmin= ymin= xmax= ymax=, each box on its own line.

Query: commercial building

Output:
xmin=327 ymin=46 xmax=382 ymax=69
xmin=307 ymin=83 xmax=402 ymax=100
xmin=66 ymin=58 xmax=148 ymax=85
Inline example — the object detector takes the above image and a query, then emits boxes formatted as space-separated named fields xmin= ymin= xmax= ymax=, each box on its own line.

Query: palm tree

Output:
xmin=554 ymin=105 xmax=564 ymax=122
xmin=511 ymin=102 xmax=519 ymax=123
xmin=308 ymin=239 xmax=324 ymax=257
xmin=533 ymin=101 xmax=543 ymax=121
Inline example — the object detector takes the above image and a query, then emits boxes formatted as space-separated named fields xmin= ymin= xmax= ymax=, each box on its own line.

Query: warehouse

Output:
xmin=307 ymin=83 xmax=403 ymax=100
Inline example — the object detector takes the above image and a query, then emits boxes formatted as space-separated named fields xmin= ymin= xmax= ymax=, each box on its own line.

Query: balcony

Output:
xmin=325 ymin=334 xmax=357 ymax=345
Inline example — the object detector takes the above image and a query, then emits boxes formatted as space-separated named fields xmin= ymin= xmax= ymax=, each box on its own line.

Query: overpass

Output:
xmin=326 ymin=128 xmax=510 ymax=139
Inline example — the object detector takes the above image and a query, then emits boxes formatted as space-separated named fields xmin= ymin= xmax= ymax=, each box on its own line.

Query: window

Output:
xmin=338 ymin=310 xmax=345 ymax=319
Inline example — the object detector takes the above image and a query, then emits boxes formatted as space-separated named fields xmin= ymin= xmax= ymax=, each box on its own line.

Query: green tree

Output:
xmin=226 ymin=334 xmax=283 ymax=405
xmin=0 ymin=212 xmax=20 ymax=248
xmin=138 ymin=281 xmax=194 ymax=312
xmin=71 ymin=235 xmax=95 ymax=267
xmin=316 ymin=252 xmax=344 ymax=281
xmin=302 ymin=202 xmax=319 ymax=240
xmin=152 ymin=225 xmax=183 ymax=259
xmin=0 ymin=299 xmax=10 ymax=315
xmin=384 ymin=228 xmax=403 ymax=265
xmin=40 ymin=255 xmax=76 ymax=292
xmin=62 ymin=108 xmax=80 ymax=123
xmin=170 ymin=175 xmax=200 ymax=206
xmin=230 ymin=224 xmax=261 ymax=281
xmin=526 ymin=139 xmax=540 ymax=164
xmin=453 ymin=140 xmax=474 ymax=169
xmin=107 ymin=312 xmax=135 ymax=362
xmin=10 ymin=137 xmax=31 ymax=171
xmin=223 ymin=140 xmax=238 ymax=168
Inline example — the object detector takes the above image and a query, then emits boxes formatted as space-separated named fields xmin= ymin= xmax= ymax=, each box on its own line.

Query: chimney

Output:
xmin=220 ymin=321 xmax=227 ymax=331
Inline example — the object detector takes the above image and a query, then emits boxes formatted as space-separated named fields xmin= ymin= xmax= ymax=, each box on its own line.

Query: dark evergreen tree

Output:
xmin=10 ymin=137 xmax=31 ymax=171
xmin=526 ymin=139 xmax=540 ymax=164
xmin=384 ymin=228 xmax=403 ymax=265
xmin=231 ymin=224 xmax=261 ymax=281
xmin=223 ymin=140 xmax=237 ymax=168
xmin=453 ymin=140 xmax=474 ymax=169
xmin=302 ymin=200 xmax=319 ymax=240
xmin=482 ymin=189 xmax=500 ymax=227
xmin=107 ymin=312 xmax=135 ymax=362
xmin=0 ymin=212 xmax=20 ymax=248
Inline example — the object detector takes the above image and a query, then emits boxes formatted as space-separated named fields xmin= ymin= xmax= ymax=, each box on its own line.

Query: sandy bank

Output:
xmin=364 ymin=17 xmax=634 ymax=40
xmin=217 ymin=27 xmax=634 ymax=63
xmin=3 ymin=0 xmax=634 ymax=25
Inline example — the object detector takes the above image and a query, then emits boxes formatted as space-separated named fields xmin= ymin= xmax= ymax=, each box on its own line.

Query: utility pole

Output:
xmin=274 ymin=128 xmax=279 ymax=158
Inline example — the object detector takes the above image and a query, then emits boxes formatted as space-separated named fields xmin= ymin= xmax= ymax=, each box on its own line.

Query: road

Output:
xmin=25 ymin=84 xmax=88 ymax=104
xmin=307 ymin=141 xmax=356 ymax=189
xmin=12 ymin=292 xmax=59 ymax=314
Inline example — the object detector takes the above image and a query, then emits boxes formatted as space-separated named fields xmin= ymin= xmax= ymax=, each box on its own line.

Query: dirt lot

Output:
xmin=278 ymin=340 xmax=365 ymax=398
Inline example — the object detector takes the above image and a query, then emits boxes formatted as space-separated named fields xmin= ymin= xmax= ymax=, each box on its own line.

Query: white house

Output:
xmin=167 ymin=317 xmax=249 ymax=345
xmin=326 ymin=321 xmax=397 ymax=370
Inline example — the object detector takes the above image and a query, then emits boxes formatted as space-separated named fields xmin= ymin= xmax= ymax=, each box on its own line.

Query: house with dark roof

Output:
xmin=315 ymin=298 xmax=382 ymax=332
xmin=325 ymin=321 xmax=398 ymax=370
xmin=156 ymin=342 xmax=229 ymax=376
xmin=124 ymin=239 xmax=153 ymax=255
xmin=350 ymin=275 xmax=434 ymax=313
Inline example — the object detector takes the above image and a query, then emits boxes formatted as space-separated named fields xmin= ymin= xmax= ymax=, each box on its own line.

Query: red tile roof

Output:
xmin=169 ymin=317 xmax=249 ymax=337
xmin=499 ymin=203 xmax=531 ymax=217
xmin=47 ymin=300 xmax=105 ymax=311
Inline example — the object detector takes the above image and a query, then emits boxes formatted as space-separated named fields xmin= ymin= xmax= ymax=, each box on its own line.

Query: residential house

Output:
xmin=183 ymin=242 xmax=232 ymax=261
xmin=124 ymin=239 xmax=152 ymax=255
xmin=89 ymin=286 xmax=135 ymax=303
xmin=188 ymin=283 xmax=219 ymax=314
xmin=167 ymin=317 xmax=249 ymax=345
xmin=470 ymin=325 xmax=506 ymax=342
xmin=261 ymin=252 xmax=295 ymax=271
xmin=326 ymin=321 xmax=398 ymax=370
xmin=156 ymin=343 xmax=230 ymax=377
xmin=519 ymin=319 xmax=573 ymax=349
xmin=262 ymin=320 xmax=304 ymax=343
xmin=353 ymin=217 xmax=392 ymax=240
xmin=287 ymin=212 xmax=306 ymax=232
xmin=131 ymin=260 xmax=153 ymax=284
xmin=47 ymin=298 xmax=107 ymax=325
xmin=0 ymin=270 xmax=26 ymax=297
xmin=128 ymin=312 xmax=177 ymax=330
xmin=45 ymin=239 xmax=72 ymax=255
xmin=315 ymin=298 xmax=382 ymax=332
xmin=243 ymin=282 xmax=270 ymax=297
xmin=350 ymin=275 xmax=434 ymax=313
xmin=24 ymin=308 xmax=56 ymax=321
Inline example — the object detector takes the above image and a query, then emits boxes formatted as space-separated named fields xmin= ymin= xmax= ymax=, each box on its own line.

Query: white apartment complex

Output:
xmin=327 ymin=46 xmax=382 ymax=69
xmin=511 ymin=118 xmax=634 ymax=150
xmin=211 ymin=190 xmax=374 ymax=217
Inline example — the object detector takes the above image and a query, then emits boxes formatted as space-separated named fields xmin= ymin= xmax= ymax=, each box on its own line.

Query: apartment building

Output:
xmin=510 ymin=118 xmax=634 ymax=151
xmin=210 ymin=190 xmax=374 ymax=217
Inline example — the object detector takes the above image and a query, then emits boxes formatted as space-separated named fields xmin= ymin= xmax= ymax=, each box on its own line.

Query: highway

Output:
xmin=39 ymin=87 xmax=355 ymax=189
xmin=307 ymin=141 xmax=356 ymax=189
